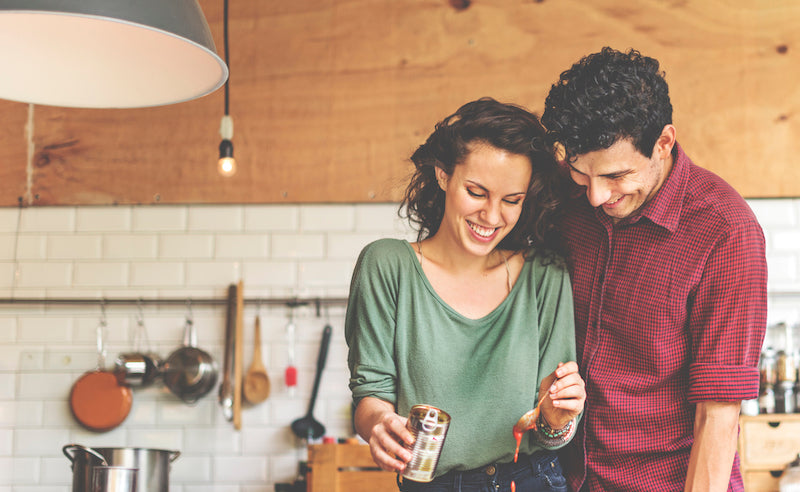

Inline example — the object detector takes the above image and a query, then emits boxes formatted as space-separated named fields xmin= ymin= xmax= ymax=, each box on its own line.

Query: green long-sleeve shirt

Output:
xmin=345 ymin=239 xmax=576 ymax=475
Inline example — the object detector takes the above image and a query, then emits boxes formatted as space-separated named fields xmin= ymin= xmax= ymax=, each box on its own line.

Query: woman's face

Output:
xmin=436 ymin=143 xmax=532 ymax=258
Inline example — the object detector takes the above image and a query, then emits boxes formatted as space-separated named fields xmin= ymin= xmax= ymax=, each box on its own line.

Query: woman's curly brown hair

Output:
xmin=399 ymin=97 xmax=568 ymax=264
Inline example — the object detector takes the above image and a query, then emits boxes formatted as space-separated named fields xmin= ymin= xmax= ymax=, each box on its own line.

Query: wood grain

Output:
xmin=1 ymin=0 xmax=797 ymax=205
xmin=307 ymin=443 xmax=396 ymax=492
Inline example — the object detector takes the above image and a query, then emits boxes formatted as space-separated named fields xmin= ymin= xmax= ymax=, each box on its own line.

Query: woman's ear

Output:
xmin=435 ymin=167 xmax=449 ymax=191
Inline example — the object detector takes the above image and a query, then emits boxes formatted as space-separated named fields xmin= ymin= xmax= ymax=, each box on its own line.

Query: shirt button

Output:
xmin=485 ymin=465 xmax=496 ymax=475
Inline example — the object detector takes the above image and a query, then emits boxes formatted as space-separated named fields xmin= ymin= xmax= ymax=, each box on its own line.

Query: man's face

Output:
xmin=567 ymin=137 xmax=673 ymax=223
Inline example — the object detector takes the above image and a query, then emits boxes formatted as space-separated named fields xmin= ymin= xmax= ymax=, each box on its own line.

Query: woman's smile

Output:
xmin=467 ymin=220 xmax=499 ymax=241
xmin=436 ymin=143 xmax=532 ymax=258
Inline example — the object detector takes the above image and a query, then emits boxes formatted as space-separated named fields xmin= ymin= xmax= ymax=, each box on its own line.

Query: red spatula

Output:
xmin=285 ymin=316 xmax=297 ymax=396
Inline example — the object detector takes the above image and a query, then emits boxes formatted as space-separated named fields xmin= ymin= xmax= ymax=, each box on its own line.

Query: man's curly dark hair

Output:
xmin=400 ymin=97 xmax=567 ymax=264
xmin=541 ymin=47 xmax=673 ymax=163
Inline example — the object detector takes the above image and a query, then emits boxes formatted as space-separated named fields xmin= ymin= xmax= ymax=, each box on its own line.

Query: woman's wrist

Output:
xmin=537 ymin=413 xmax=575 ymax=440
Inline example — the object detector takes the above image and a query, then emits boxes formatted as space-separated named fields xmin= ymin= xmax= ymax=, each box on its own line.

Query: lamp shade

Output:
xmin=0 ymin=0 xmax=228 ymax=108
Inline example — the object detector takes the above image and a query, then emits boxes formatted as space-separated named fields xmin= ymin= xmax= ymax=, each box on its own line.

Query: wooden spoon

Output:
xmin=243 ymin=315 xmax=271 ymax=404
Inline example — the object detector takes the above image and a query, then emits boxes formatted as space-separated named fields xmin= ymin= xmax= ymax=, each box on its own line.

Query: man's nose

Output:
xmin=586 ymin=180 xmax=611 ymax=208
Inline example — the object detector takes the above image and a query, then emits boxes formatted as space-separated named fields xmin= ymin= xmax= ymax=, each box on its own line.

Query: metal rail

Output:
xmin=0 ymin=296 xmax=348 ymax=315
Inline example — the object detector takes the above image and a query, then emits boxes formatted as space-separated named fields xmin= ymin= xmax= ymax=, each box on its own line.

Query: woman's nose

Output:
xmin=481 ymin=200 xmax=501 ymax=223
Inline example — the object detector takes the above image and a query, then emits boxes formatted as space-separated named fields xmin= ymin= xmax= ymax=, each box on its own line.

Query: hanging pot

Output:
xmin=69 ymin=322 xmax=132 ymax=432
xmin=162 ymin=316 xmax=218 ymax=404
xmin=63 ymin=444 xmax=180 ymax=492
xmin=115 ymin=307 xmax=161 ymax=387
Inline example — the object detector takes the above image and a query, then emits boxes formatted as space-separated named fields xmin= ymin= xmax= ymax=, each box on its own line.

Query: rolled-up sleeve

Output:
xmin=687 ymin=219 xmax=767 ymax=403
xmin=345 ymin=241 xmax=400 ymax=406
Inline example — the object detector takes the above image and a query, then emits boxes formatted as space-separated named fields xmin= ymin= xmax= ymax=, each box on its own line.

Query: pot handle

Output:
xmin=62 ymin=444 xmax=108 ymax=466
xmin=169 ymin=450 xmax=181 ymax=462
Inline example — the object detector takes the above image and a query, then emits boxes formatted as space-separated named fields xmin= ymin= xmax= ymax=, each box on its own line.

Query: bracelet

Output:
xmin=537 ymin=413 xmax=575 ymax=439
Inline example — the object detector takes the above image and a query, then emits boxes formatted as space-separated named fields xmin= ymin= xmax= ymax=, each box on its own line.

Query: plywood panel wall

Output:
xmin=1 ymin=0 xmax=798 ymax=206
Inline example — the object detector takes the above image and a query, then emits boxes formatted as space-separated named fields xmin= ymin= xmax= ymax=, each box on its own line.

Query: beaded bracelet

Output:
xmin=537 ymin=413 xmax=575 ymax=439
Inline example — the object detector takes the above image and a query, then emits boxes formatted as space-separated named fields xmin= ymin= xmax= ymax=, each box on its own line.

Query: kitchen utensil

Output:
xmin=115 ymin=305 xmax=161 ymax=387
xmin=285 ymin=314 xmax=297 ymax=396
xmin=63 ymin=444 xmax=180 ymax=492
xmin=243 ymin=315 xmax=270 ymax=404
xmin=290 ymin=323 xmax=332 ymax=440
xmin=91 ymin=466 xmax=137 ymax=492
xmin=69 ymin=320 xmax=133 ymax=432
xmin=115 ymin=352 xmax=159 ymax=387
xmin=162 ymin=314 xmax=218 ymax=404
xmin=512 ymin=391 xmax=550 ymax=462
xmin=219 ymin=284 xmax=237 ymax=421
xmin=233 ymin=279 xmax=244 ymax=430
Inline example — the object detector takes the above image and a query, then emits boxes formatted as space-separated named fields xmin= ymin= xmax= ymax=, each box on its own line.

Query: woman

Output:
xmin=345 ymin=98 xmax=585 ymax=492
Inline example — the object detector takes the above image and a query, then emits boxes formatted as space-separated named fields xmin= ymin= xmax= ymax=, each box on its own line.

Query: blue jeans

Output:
xmin=397 ymin=451 xmax=568 ymax=492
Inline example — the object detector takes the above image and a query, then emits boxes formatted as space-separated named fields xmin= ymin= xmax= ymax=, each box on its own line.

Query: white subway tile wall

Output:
xmin=0 ymin=200 xmax=796 ymax=491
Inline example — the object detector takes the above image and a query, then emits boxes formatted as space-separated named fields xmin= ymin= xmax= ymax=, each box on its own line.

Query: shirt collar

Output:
xmin=637 ymin=142 xmax=688 ymax=232
xmin=606 ymin=142 xmax=689 ymax=232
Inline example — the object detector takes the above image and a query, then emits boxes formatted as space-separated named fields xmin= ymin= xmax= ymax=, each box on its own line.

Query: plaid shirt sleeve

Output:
xmin=687 ymin=217 xmax=768 ymax=402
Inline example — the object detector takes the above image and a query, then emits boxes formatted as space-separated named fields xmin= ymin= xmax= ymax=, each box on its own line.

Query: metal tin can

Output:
xmin=401 ymin=404 xmax=450 ymax=483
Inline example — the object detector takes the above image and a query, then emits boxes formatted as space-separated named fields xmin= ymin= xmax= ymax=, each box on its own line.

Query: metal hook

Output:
xmin=136 ymin=298 xmax=145 ymax=326
xmin=99 ymin=299 xmax=107 ymax=327
xmin=185 ymin=298 xmax=194 ymax=326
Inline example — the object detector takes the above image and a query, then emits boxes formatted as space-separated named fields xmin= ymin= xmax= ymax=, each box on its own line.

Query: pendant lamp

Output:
xmin=216 ymin=0 xmax=235 ymax=177
xmin=0 ymin=0 xmax=228 ymax=108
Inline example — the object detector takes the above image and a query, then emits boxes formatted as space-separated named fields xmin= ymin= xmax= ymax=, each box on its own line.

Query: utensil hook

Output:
xmin=184 ymin=299 xmax=197 ymax=347
xmin=134 ymin=298 xmax=146 ymax=352
xmin=96 ymin=300 xmax=108 ymax=370
xmin=185 ymin=298 xmax=194 ymax=325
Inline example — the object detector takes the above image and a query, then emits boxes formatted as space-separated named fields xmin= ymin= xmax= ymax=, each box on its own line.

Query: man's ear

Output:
xmin=654 ymin=124 xmax=676 ymax=160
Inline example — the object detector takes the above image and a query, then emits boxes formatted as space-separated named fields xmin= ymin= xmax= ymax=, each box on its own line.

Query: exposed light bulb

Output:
xmin=217 ymin=139 xmax=236 ymax=176
xmin=218 ymin=115 xmax=235 ymax=177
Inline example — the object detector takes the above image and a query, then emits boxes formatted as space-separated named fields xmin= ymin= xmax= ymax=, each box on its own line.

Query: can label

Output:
xmin=402 ymin=404 xmax=450 ymax=483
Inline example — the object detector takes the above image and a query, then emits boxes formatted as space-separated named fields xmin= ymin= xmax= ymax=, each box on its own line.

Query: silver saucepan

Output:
xmin=162 ymin=318 xmax=218 ymax=404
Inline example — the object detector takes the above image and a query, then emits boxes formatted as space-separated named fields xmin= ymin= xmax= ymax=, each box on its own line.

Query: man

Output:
xmin=540 ymin=47 xmax=767 ymax=491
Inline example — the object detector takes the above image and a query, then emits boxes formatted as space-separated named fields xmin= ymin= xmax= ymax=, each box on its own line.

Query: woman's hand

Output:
xmin=354 ymin=397 xmax=415 ymax=472
xmin=538 ymin=361 xmax=585 ymax=430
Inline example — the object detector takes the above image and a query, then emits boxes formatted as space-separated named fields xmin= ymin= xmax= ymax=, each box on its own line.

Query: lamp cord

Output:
xmin=223 ymin=0 xmax=230 ymax=116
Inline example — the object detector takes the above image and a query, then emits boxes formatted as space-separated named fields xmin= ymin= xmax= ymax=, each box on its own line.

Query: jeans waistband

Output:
xmin=417 ymin=450 xmax=555 ymax=485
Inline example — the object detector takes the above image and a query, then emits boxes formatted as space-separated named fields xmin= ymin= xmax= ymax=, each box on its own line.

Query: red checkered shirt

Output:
xmin=559 ymin=143 xmax=768 ymax=491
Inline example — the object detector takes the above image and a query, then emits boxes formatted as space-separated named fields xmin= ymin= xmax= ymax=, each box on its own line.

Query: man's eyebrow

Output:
xmin=568 ymin=164 xmax=632 ymax=179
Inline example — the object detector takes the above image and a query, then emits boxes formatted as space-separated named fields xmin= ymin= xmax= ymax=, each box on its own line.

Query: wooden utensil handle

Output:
xmin=253 ymin=316 xmax=263 ymax=362
xmin=233 ymin=280 xmax=244 ymax=430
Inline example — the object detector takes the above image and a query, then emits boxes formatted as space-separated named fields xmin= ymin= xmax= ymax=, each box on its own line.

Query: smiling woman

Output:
xmin=344 ymin=97 xmax=586 ymax=492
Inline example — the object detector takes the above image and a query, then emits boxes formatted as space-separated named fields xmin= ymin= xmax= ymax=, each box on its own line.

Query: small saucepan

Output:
xmin=115 ymin=352 xmax=160 ymax=387
xmin=162 ymin=318 xmax=218 ymax=404
xmin=115 ymin=308 xmax=162 ymax=387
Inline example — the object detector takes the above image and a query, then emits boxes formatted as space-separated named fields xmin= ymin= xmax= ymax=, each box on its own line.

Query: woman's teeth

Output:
xmin=468 ymin=221 xmax=497 ymax=237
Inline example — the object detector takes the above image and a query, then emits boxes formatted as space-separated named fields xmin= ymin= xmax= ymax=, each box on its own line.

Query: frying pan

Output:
xmin=290 ymin=323 xmax=332 ymax=440
xmin=69 ymin=322 xmax=133 ymax=432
